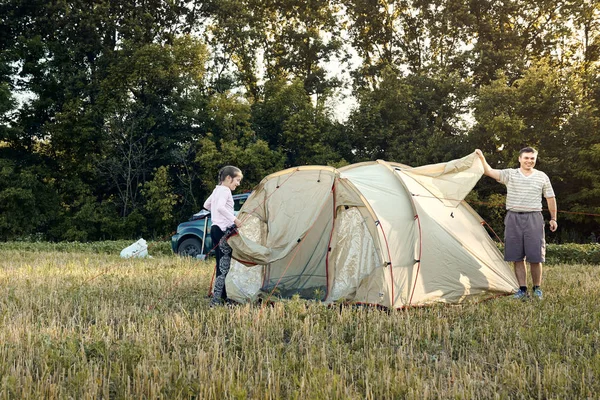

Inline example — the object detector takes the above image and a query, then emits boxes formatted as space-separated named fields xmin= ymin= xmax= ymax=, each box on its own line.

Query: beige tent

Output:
xmin=225 ymin=152 xmax=518 ymax=308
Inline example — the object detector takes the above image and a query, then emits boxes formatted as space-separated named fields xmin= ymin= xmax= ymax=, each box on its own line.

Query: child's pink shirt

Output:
xmin=203 ymin=185 xmax=235 ymax=231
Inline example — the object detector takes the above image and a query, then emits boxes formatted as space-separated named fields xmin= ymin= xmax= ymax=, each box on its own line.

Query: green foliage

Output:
xmin=469 ymin=58 xmax=600 ymax=236
xmin=0 ymin=157 xmax=60 ymax=240
xmin=59 ymin=197 xmax=115 ymax=242
xmin=192 ymin=83 xmax=294 ymax=196
xmin=6 ymin=239 xmax=600 ymax=266
xmin=471 ymin=60 xmax=572 ymax=163
xmin=97 ymin=34 xmax=209 ymax=219
xmin=205 ymin=92 xmax=255 ymax=145
xmin=1 ymin=0 xmax=600 ymax=241
xmin=195 ymin=136 xmax=285 ymax=194
xmin=545 ymin=243 xmax=600 ymax=265
xmin=48 ymin=197 xmax=146 ymax=242
xmin=0 ymin=81 xmax=14 ymax=119
xmin=347 ymin=68 xmax=466 ymax=165
xmin=207 ymin=0 xmax=344 ymax=97
xmin=142 ymin=166 xmax=178 ymax=237
xmin=466 ymin=191 xmax=507 ymax=239
xmin=493 ymin=242 xmax=600 ymax=265
xmin=560 ymin=66 xmax=600 ymax=229
xmin=250 ymin=78 xmax=345 ymax=168
xmin=0 ymin=1 xmax=212 ymax=240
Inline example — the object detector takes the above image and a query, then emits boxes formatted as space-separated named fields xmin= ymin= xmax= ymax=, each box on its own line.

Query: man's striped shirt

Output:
xmin=498 ymin=168 xmax=555 ymax=212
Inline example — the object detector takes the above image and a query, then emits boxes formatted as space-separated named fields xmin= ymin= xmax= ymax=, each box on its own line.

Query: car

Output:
xmin=171 ymin=192 xmax=250 ymax=257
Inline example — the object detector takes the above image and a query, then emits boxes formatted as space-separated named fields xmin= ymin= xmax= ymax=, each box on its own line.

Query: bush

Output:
xmin=495 ymin=243 xmax=600 ymax=265
xmin=545 ymin=243 xmax=600 ymax=265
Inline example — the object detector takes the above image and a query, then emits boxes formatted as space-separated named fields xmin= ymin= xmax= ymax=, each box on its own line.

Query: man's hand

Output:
xmin=549 ymin=219 xmax=558 ymax=232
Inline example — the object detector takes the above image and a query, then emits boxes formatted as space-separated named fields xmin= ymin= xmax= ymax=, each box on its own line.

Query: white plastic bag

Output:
xmin=120 ymin=238 xmax=149 ymax=258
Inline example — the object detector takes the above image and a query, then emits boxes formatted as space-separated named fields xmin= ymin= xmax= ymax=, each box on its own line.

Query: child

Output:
xmin=204 ymin=166 xmax=243 ymax=306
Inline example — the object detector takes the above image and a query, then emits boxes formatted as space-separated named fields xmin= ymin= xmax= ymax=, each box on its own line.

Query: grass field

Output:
xmin=1 ymin=243 xmax=599 ymax=399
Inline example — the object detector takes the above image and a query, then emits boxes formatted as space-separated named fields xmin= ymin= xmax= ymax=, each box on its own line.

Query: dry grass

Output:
xmin=0 ymin=246 xmax=599 ymax=399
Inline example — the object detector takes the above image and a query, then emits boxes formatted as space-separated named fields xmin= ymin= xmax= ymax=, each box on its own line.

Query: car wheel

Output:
xmin=177 ymin=238 xmax=203 ymax=258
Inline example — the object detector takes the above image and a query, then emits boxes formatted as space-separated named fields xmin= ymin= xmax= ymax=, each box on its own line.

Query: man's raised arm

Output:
xmin=475 ymin=149 xmax=501 ymax=181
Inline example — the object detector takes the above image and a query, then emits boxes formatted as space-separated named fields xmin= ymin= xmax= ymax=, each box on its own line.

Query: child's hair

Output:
xmin=218 ymin=166 xmax=242 ymax=183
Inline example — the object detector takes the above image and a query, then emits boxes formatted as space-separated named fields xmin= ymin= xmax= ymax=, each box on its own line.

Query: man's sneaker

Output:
xmin=513 ymin=289 xmax=529 ymax=300
xmin=533 ymin=287 xmax=543 ymax=300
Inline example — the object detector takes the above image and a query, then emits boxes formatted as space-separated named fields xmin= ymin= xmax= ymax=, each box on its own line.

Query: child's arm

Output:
xmin=203 ymin=194 xmax=212 ymax=211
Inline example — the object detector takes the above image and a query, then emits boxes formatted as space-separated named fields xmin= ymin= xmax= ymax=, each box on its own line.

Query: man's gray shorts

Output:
xmin=504 ymin=211 xmax=546 ymax=263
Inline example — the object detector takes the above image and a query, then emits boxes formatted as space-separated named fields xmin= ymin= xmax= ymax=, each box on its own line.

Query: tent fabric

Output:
xmin=224 ymin=215 xmax=264 ymax=303
xmin=402 ymin=152 xmax=485 ymax=207
xmin=226 ymin=152 xmax=518 ymax=308
xmin=229 ymin=167 xmax=335 ymax=266
xmin=327 ymin=207 xmax=381 ymax=301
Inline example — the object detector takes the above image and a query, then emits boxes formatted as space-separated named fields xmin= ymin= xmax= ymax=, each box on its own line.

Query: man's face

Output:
xmin=519 ymin=152 xmax=537 ymax=171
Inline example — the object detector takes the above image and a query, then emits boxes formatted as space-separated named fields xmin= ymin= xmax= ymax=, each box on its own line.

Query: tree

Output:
xmin=0 ymin=157 xmax=60 ymax=240
xmin=195 ymin=136 xmax=285 ymax=195
xmin=2 ymin=1 xmax=209 ymax=239
xmin=251 ymin=78 xmax=346 ymax=167
xmin=97 ymin=35 xmax=208 ymax=218
xmin=466 ymin=0 xmax=564 ymax=86
xmin=206 ymin=0 xmax=345 ymax=98
xmin=194 ymin=88 xmax=286 ymax=195
xmin=347 ymin=67 xmax=466 ymax=165
xmin=2 ymin=0 xmax=600 ymax=242
xmin=142 ymin=166 xmax=178 ymax=237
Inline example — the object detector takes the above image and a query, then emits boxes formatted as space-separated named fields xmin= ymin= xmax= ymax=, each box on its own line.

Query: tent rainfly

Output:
xmin=223 ymin=152 xmax=518 ymax=308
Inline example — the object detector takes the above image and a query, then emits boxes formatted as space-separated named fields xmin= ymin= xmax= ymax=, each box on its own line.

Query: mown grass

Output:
xmin=0 ymin=240 xmax=172 ymax=256
xmin=1 ymin=245 xmax=599 ymax=399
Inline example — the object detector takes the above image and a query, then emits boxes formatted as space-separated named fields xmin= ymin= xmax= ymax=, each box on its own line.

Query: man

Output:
xmin=475 ymin=147 xmax=558 ymax=300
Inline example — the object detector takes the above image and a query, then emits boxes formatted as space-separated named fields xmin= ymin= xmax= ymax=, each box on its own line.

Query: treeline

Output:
xmin=0 ymin=0 xmax=599 ymax=242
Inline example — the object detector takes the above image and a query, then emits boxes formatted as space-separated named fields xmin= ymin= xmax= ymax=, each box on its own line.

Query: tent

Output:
xmin=224 ymin=152 xmax=518 ymax=308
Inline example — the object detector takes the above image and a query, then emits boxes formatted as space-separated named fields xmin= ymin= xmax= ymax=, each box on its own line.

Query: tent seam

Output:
xmin=324 ymin=182 xmax=336 ymax=301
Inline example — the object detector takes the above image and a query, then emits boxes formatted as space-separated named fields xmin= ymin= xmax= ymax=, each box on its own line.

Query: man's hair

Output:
xmin=218 ymin=166 xmax=242 ymax=183
xmin=519 ymin=146 xmax=538 ymax=156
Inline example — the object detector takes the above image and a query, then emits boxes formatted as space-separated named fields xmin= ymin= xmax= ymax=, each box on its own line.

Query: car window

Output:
xmin=234 ymin=197 xmax=246 ymax=212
